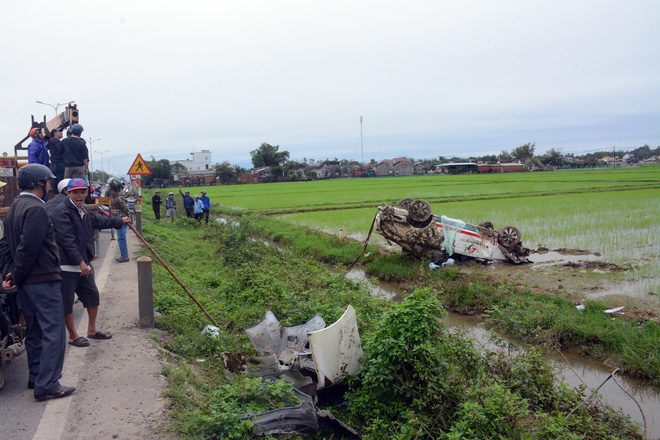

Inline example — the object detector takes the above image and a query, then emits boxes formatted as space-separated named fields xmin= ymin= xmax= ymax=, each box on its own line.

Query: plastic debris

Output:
xmin=429 ymin=262 xmax=440 ymax=270
xmin=201 ymin=324 xmax=220 ymax=338
xmin=442 ymin=258 xmax=455 ymax=267
xmin=604 ymin=306 xmax=625 ymax=314
xmin=576 ymin=305 xmax=585 ymax=311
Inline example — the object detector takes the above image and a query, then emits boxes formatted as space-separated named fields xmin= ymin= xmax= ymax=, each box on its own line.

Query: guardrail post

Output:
xmin=137 ymin=256 xmax=154 ymax=328
xmin=136 ymin=210 xmax=142 ymax=235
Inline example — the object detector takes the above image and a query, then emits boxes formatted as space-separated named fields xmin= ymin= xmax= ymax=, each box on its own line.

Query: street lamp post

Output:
xmin=88 ymin=138 xmax=101 ymax=182
xmin=95 ymin=150 xmax=109 ymax=176
xmin=35 ymin=100 xmax=75 ymax=116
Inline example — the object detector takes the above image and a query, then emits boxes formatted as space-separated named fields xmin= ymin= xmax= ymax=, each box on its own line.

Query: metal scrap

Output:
xmin=220 ymin=306 xmax=364 ymax=436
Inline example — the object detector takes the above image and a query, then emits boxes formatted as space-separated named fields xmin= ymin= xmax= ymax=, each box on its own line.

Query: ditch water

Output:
xmin=344 ymin=266 xmax=660 ymax=438
xmin=339 ymin=229 xmax=660 ymax=300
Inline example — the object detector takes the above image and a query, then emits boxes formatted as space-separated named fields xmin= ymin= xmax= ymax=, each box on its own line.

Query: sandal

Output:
xmin=69 ymin=336 xmax=89 ymax=347
xmin=88 ymin=331 xmax=112 ymax=340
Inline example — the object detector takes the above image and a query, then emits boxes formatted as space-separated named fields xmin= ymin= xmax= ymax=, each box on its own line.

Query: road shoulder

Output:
xmin=34 ymin=230 xmax=171 ymax=440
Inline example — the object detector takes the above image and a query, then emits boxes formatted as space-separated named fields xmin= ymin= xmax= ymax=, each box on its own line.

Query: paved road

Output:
xmin=0 ymin=230 xmax=112 ymax=439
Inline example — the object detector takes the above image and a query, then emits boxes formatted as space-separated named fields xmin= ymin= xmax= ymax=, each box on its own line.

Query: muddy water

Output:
xmin=345 ymin=267 xmax=660 ymax=439
xmin=342 ymin=226 xmax=660 ymax=300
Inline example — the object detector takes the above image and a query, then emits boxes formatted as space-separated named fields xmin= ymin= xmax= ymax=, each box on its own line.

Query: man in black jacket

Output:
xmin=61 ymin=124 xmax=89 ymax=179
xmin=48 ymin=128 xmax=65 ymax=193
xmin=0 ymin=164 xmax=75 ymax=401
xmin=51 ymin=178 xmax=130 ymax=347
xmin=151 ymin=190 xmax=162 ymax=220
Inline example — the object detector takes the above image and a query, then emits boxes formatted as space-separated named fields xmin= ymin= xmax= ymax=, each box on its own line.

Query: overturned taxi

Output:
xmin=375 ymin=198 xmax=530 ymax=264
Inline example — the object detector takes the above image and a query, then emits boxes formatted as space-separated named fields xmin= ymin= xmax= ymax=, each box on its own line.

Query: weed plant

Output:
xmin=346 ymin=290 xmax=641 ymax=439
xmin=141 ymin=216 xmax=643 ymax=438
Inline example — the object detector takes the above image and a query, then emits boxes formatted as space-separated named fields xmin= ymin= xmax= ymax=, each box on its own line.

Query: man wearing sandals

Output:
xmin=50 ymin=179 xmax=131 ymax=347
xmin=0 ymin=164 xmax=75 ymax=401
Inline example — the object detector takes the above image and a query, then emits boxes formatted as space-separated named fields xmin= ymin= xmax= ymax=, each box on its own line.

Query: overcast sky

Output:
xmin=1 ymin=0 xmax=658 ymax=174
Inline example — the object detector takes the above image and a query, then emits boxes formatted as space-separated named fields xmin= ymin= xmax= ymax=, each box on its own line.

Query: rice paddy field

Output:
xmin=185 ymin=164 xmax=660 ymax=300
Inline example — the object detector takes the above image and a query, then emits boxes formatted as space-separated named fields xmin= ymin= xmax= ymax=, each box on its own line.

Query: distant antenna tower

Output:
xmin=360 ymin=116 xmax=363 ymax=165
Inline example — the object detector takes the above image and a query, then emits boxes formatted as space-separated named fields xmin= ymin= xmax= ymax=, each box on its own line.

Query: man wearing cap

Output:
xmin=50 ymin=178 xmax=130 ymax=347
xmin=27 ymin=128 xmax=50 ymax=168
xmin=48 ymin=128 xmax=65 ymax=192
xmin=45 ymin=179 xmax=71 ymax=216
xmin=164 ymin=192 xmax=176 ymax=224
xmin=179 ymin=185 xmax=194 ymax=218
xmin=0 ymin=164 xmax=75 ymax=401
xmin=152 ymin=190 xmax=162 ymax=220
xmin=193 ymin=195 xmax=204 ymax=222
xmin=61 ymin=124 xmax=89 ymax=179
xmin=200 ymin=190 xmax=211 ymax=225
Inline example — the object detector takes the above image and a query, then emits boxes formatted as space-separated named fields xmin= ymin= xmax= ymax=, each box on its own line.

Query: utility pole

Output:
xmin=360 ymin=116 xmax=363 ymax=165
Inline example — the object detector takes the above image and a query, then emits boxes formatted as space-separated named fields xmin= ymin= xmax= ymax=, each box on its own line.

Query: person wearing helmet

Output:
xmin=45 ymin=178 xmax=72 ymax=216
xmin=0 ymin=164 xmax=76 ymax=401
xmin=179 ymin=185 xmax=195 ymax=218
xmin=151 ymin=190 xmax=162 ymax=220
xmin=108 ymin=177 xmax=130 ymax=262
xmin=164 ymin=191 xmax=176 ymax=224
xmin=48 ymin=128 xmax=65 ymax=193
xmin=61 ymin=124 xmax=89 ymax=180
xmin=27 ymin=127 xmax=50 ymax=168
xmin=50 ymin=178 xmax=131 ymax=347
xmin=200 ymin=190 xmax=211 ymax=225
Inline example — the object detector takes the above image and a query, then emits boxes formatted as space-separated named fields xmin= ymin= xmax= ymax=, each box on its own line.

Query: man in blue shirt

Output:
xmin=200 ymin=190 xmax=211 ymax=224
xmin=193 ymin=195 xmax=204 ymax=222
xmin=179 ymin=186 xmax=194 ymax=218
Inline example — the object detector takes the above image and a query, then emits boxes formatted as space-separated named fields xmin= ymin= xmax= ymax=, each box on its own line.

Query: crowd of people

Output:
xmin=27 ymin=123 xmax=89 ymax=194
xmin=151 ymin=185 xmax=211 ymax=224
xmin=0 ymin=122 xmax=135 ymax=402
xmin=1 ymin=124 xmax=213 ymax=403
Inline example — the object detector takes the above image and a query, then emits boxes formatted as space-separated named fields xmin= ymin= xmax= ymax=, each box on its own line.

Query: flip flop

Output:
xmin=69 ymin=336 xmax=89 ymax=347
xmin=88 ymin=331 xmax=112 ymax=340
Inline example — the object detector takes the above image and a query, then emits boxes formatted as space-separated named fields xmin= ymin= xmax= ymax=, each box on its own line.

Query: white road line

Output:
xmin=32 ymin=239 xmax=117 ymax=440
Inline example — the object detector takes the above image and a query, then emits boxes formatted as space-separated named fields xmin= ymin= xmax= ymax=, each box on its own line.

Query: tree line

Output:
xmin=134 ymin=142 xmax=660 ymax=185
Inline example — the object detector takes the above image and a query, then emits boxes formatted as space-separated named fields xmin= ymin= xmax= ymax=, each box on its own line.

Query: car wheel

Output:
xmin=397 ymin=197 xmax=414 ymax=208
xmin=409 ymin=199 xmax=432 ymax=223
xmin=498 ymin=225 xmax=521 ymax=248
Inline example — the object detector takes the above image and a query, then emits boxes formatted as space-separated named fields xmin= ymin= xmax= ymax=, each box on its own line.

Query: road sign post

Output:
xmin=127 ymin=155 xmax=152 ymax=215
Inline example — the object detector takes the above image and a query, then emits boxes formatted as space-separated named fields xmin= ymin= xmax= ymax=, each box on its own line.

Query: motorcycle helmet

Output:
xmin=108 ymin=177 xmax=122 ymax=192
xmin=17 ymin=164 xmax=55 ymax=191
xmin=29 ymin=127 xmax=42 ymax=139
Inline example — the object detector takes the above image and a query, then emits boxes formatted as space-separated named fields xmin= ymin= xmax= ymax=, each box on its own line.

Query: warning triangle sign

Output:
xmin=127 ymin=154 xmax=152 ymax=175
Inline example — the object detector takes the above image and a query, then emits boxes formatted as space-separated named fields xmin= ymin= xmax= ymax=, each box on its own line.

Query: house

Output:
xmin=174 ymin=169 xmax=217 ymax=186
xmin=375 ymin=158 xmax=414 ymax=177
xmin=477 ymin=163 xmax=525 ymax=173
xmin=375 ymin=160 xmax=392 ymax=177
xmin=622 ymin=153 xmax=634 ymax=163
xmin=172 ymin=150 xmax=212 ymax=172
xmin=599 ymin=156 xmax=621 ymax=165
xmin=392 ymin=158 xmax=413 ymax=176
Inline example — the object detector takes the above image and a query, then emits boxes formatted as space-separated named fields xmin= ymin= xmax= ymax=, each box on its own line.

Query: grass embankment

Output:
xmin=141 ymin=217 xmax=643 ymax=439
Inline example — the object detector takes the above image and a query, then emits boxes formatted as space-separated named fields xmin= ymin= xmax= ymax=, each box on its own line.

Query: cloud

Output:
xmin=1 ymin=0 xmax=658 ymax=173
